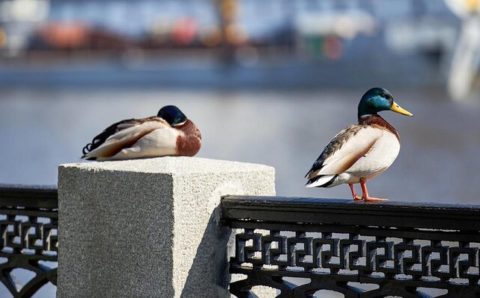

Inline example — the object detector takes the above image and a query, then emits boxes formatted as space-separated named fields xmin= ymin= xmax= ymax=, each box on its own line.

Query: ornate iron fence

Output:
xmin=2 ymin=187 xmax=480 ymax=297
xmin=0 ymin=185 xmax=58 ymax=298
xmin=222 ymin=196 xmax=480 ymax=297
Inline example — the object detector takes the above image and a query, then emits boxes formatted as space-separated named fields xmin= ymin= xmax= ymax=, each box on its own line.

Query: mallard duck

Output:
xmin=305 ymin=88 xmax=412 ymax=201
xmin=82 ymin=105 xmax=201 ymax=160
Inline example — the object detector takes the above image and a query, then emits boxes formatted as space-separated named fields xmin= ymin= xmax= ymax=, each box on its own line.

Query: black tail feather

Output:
xmin=82 ymin=143 xmax=92 ymax=156
xmin=81 ymin=119 xmax=134 ymax=158
xmin=306 ymin=175 xmax=338 ymax=188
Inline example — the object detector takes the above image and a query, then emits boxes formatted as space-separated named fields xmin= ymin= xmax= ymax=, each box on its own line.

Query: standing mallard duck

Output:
xmin=82 ymin=105 xmax=201 ymax=161
xmin=305 ymin=88 xmax=412 ymax=201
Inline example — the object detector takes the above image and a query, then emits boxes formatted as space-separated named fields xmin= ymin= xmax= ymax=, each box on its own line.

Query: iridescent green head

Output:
xmin=358 ymin=87 xmax=413 ymax=118
xmin=157 ymin=105 xmax=187 ymax=127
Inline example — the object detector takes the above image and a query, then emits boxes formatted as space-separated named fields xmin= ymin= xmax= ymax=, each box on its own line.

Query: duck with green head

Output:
xmin=82 ymin=105 xmax=201 ymax=160
xmin=305 ymin=88 xmax=413 ymax=201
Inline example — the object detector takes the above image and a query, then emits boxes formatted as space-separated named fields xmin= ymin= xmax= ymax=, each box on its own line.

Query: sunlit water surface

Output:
xmin=1 ymin=87 xmax=479 ymax=204
xmin=1 ymin=87 xmax=479 ymax=297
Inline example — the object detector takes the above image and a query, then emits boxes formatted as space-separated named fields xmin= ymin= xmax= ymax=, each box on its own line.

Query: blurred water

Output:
xmin=0 ymin=87 xmax=479 ymax=204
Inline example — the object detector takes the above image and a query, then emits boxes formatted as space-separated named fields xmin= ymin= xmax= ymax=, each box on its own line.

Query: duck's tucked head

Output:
xmin=158 ymin=105 xmax=187 ymax=127
xmin=358 ymin=87 xmax=413 ymax=118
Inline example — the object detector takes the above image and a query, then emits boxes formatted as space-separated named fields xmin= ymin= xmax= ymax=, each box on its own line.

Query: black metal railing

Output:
xmin=0 ymin=185 xmax=58 ymax=298
xmin=221 ymin=196 xmax=480 ymax=297
xmin=2 ymin=187 xmax=480 ymax=297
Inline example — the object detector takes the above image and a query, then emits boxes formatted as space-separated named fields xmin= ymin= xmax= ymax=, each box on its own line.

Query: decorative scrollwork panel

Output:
xmin=0 ymin=185 xmax=58 ymax=298
xmin=230 ymin=227 xmax=480 ymax=297
xmin=222 ymin=195 xmax=480 ymax=298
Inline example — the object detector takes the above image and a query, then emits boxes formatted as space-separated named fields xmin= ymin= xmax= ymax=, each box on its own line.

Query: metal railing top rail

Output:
xmin=223 ymin=195 xmax=480 ymax=297
xmin=221 ymin=195 xmax=480 ymax=231
xmin=0 ymin=184 xmax=58 ymax=210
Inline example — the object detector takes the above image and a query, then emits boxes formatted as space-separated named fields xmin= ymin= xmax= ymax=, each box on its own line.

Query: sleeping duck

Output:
xmin=82 ymin=105 xmax=201 ymax=160
xmin=305 ymin=88 xmax=412 ymax=201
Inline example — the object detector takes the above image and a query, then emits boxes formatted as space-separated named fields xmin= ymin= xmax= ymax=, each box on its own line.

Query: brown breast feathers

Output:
xmin=359 ymin=114 xmax=400 ymax=140
xmin=176 ymin=120 xmax=202 ymax=156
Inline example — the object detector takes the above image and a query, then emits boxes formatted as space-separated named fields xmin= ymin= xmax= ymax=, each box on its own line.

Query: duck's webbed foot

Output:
xmin=348 ymin=183 xmax=362 ymax=201
xmin=359 ymin=178 xmax=388 ymax=202
xmin=362 ymin=196 xmax=388 ymax=202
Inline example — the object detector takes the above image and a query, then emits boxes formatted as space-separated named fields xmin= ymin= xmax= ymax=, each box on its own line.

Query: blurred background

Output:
xmin=1 ymin=0 xmax=480 ymax=206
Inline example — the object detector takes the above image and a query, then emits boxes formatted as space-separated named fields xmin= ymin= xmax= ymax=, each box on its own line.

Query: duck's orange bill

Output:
xmin=391 ymin=101 xmax=413 ymax=116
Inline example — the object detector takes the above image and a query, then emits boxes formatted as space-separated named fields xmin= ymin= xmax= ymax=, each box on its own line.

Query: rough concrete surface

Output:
xmin=58 ymin=157 xmax=275 ymax=298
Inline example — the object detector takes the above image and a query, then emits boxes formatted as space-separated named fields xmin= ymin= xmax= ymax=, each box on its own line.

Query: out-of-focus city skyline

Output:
xmin=0 ymin=0 xmax=460 ymax=60
xmin=2 ymin=0 xmax=477 ymax=96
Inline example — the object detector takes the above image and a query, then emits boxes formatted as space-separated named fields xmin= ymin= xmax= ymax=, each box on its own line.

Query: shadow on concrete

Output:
xmin=181 ymin=206 xmax=232 ymax=297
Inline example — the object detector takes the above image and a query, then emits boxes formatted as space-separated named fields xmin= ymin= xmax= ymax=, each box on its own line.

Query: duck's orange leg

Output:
xmin=349 ymin=183 xmax=362 ymax=201
xmin=359 ymin=178 xmax=387 ymax=202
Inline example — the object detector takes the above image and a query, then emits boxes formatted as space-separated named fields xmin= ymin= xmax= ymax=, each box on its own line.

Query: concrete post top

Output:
xmin=60 ymin=157 xmax=274 ymax=175
xmin=58 ymin=156 xmax=276 ymax=297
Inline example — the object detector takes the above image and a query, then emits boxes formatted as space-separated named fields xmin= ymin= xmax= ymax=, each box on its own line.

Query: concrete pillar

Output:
xmin=58 ymin=157 xmax=275 ymax=297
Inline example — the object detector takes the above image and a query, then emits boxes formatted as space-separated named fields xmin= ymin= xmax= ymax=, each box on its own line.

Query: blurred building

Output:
xmin=0 ymin=0 xmax=477 ymax=94
xmin=0 ymin=0 xmax=459 ymax=56
xmin=0 ymin=0 xmax=49 ymax=55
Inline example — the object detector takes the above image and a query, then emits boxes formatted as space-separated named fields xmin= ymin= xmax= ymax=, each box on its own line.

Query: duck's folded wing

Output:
xmin=106 ymin=126 xmax=181 ymax=160
xmin=82 ymin=116 xmax=163 ymax=156
xmin=83 ymin=120 xmax=170 ymax=160
xmin=307 ymin=126 xmax=382 ymax=178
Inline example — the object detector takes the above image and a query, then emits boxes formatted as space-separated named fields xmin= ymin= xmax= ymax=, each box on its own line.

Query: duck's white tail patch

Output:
xmin=306 ymin=175 xmax=336 ymax=188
